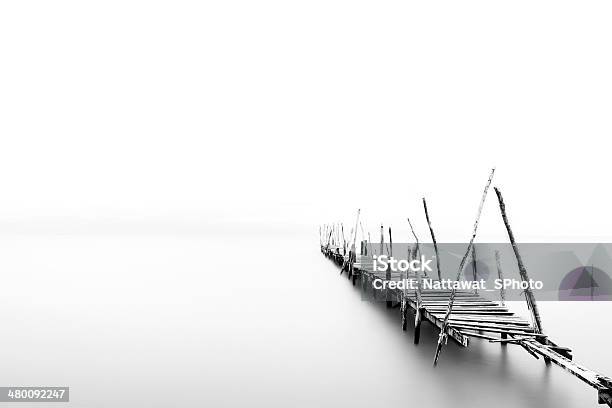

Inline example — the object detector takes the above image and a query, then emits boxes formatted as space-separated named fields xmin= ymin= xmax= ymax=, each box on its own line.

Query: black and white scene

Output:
xmin=1 ymin=1 xmax=612 ymax=407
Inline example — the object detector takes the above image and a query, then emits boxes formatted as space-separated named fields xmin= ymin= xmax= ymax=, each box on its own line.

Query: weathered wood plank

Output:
xmin=451 ymin=324 xmax=547 ymax=337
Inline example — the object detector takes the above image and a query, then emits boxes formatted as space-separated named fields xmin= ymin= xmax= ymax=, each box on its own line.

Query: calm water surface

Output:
xmin=0 ymin=229 xmax=610 ymax=407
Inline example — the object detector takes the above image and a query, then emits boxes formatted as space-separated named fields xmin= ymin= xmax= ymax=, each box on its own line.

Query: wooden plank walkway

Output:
xmin=321 ymin=243 xmax=612 ymax=407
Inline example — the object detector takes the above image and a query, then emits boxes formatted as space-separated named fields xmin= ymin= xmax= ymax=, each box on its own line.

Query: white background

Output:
xmin=2 ymin=3 xmax=612 ymax=408
xmin=1 ymin=1 xmax=612 ymax=242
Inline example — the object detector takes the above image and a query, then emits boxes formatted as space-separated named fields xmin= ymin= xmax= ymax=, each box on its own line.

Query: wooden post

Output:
xmin=348 ymin=209 xmax=360 ymax=283
xmin=495 ymin=250 xmax=506 ymax=306
xmin=351 ymin=252 xmax=357 ymax=285
xmin=412 ymin=245 xmax=423 ymax=344
xmin=401 ymin=247 xmax=410 ymax=331
xmin=323 ymin=225 xmax=327 ymax=251
xmin=494 ymin=187 xmax=544 ymax=334
xmin=414 ymin=300 xmax=423 ymax=342
xmin=407 ymin=218 xmax=421 ymax=258
xmin=471 ymin=245 xmax=478 ymax=295
xmin=341 ymin=223 xmax=346 ymax=255
xmin=335 ymin=222 xmax=340 ymax=248
xmin=414 ymin=309 xmax=422 ymax=343
xmin=352 ymin=209 xmax=360 ymax=248
xmin=401 ymin=297 xmax=408 ymax=331
xmin=359 ymin=220 xmax=365 ymax=239
xmin=331 ymin=223 xmax=335 ymax=246
xmin=407 ymin=220 xmax=423 ymax=309
xmin=423 ymin=197 xmax=442 ymax=280
xmin=340 ymin=214 xmax=355 ymax=277
xmin=320 ymin=225 xmax=323 ymax=249
xmin=351 ymin=208 xmax=361 ymax=286
xmin=319 ymin=225 xmax=323 ymax=246
xmin=386 ymin=226 xmax=393 ymax=308
xmin=495 ymin=249 xmax=508 ymax=341
xmin=339 ymin=224 xmax=346 ymax=274
xmin=434 ymin=168 xmax=495 ymax=366
xmin=336 ymin=223 xmax=340 ymax=248
xmin=378 ymin=224 xmax=390 ymax=307
xmin=406 ymin=218 xmax=423 ymax=342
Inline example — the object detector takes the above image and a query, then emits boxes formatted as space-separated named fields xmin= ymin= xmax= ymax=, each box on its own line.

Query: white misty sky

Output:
xmin=1 ymin=1 xmax=611 ymax=241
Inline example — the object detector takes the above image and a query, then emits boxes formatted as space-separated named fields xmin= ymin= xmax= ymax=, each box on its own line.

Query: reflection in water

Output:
xmin=316 ymin=238 xmax=611 ymax=408
xmin=0 ymin=231 xmax=610 ymax=407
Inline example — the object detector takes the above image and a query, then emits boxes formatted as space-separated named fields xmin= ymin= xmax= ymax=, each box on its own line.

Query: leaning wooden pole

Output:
xmin=352 ymin=209 xmax=361 ymax=248
xmin=422 ymin=197 xmax=441 ymax=280
xmin=401 ymin=246 xmax=410 ymax=331
xmin=495 ymin=249 xmax=507 ymax=340
xmin=340 ymin=222 xmax=346 ymax=255
xmin=471 ymin=245 xmax=478 ymax=295
xmin=335 ymin=223 xmax=340 ymax=247
xmin=494 ymin=187 xmax=544 ymax=334
xmin=407 ymin=217 xmax=420 ymax=258
xmin=407 ymin=217 xmax=423 ymax=343
xmin=348 ymin=209 xmax=361 ymax=283
xmin=359 ymin=221 xmax=365 ymax=238
xmin=359 ymin=221 xmax=368 ymax=256
xmin=332 ymin=223 xmax=336 ymax=246
xmin=433 ymin=168 xmax=495 ymax=366
xmin=386 ymin=226 xmax=393 ymax=308
xmin=495 ymin=250 xmax=506 ymax=307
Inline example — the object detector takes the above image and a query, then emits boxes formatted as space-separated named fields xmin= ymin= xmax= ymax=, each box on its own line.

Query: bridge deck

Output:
xmin=321 ymin=244 xmax=612 ymax=406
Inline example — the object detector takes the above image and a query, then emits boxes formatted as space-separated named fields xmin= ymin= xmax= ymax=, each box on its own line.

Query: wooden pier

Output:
xmin=321 ymin=244 xmax=612 ymax=406
xmin=319 ymin=172 xmax=612 ymax=406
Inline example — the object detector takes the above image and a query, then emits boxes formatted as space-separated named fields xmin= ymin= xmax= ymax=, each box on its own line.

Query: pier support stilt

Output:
xmin=414 ymin=308 xmax=422 ymax=344
xmin=360 ymin=269 xmax=365 ymax=293
xmin=401 ymin=299 xmax=408 ymax=331
xmin=386 ymin=226 xmax=393 ymax=308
